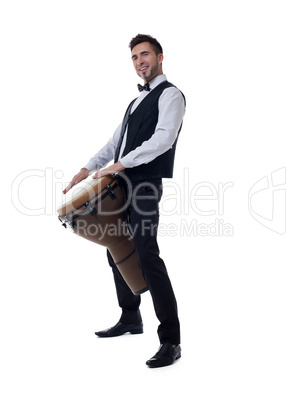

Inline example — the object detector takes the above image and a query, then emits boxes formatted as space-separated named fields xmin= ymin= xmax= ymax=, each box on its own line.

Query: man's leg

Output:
xmin=129 ymin=179 xmax=180 ymax=346
xmin=95 ymin=250 xmax=142 ymax=337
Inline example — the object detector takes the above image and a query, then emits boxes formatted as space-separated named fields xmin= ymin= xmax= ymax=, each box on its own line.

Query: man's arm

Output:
xmin=92 ymin=161 xmax=125 ymax=179
xmin=119 ymin=87 xmax=185 ymax=169
xmin=84 ymin=123 xmax=122 ymax=173
xmin=63 ymin=160 xmax=125 ymax=194
xmin=63 ymin=87 xmax=185 ymax=192
xmin=63 ymin=123 xmax=122 ymax=194
xmin=63 ymin=168 xmax=89 ymax=194
xmin=95 ymin=87 xmax=185 ymax=178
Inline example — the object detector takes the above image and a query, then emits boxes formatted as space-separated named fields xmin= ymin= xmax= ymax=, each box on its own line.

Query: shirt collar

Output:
xmin=147 ymin=74 xmax=167 ymax=91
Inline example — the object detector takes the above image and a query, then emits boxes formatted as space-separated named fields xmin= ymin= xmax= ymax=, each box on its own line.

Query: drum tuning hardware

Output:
xmin=83 ymin=201 xmax=92 ymax=212
xmin=90 ymin=207 xmax=97 ymax=216
xmin=106 ymin=184 xmax=116 ymax=200
xmin=82 ymin=201 xmax=97 ymax=216
xmin=58 ymin=215 xmax=67 ymax=229
xmin=58 ymin=215 xmax=75 ymax=230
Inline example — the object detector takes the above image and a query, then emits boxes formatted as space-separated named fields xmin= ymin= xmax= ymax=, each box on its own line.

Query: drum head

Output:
xmin=57 ymin=175 xmax=114 ymax=217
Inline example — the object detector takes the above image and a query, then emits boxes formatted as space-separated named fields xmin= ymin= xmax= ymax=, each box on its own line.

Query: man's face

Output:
xmin=131 ymin=42 xmax=163 ymax=83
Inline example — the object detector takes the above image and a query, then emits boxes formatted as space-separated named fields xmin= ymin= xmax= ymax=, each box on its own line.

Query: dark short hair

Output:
xmin=129 ymin=34 xmax=163 ymax=55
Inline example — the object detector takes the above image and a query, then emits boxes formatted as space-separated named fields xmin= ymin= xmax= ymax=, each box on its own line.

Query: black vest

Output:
xmin=115 ymin=81 xmax=185 ymax=181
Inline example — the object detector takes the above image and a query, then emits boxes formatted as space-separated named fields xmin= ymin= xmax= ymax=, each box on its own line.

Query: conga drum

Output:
xmin=57 ymin=174 xmax=148 ymax=295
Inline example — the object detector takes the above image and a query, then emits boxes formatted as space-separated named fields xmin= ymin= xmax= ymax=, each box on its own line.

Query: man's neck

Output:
xmin=144 ymin=71 xmax=163 ymax=84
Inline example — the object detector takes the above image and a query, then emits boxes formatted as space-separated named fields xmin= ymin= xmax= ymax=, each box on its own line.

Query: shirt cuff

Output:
xmin=119 ymin=155 xmax=133 ymax=169
xmin=84 ymin=161 xmax=97 ymax=173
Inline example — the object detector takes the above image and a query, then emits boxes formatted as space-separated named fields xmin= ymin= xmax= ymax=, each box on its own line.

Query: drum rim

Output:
xmin=58 ymin=176 xmax=105 ymax=209
xmin=57 ymin=175 xmax=117 ymax=218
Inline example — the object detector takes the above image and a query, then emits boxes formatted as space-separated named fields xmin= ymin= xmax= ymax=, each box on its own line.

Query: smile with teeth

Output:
xmin=139 ymin=66 xmax=148 ymax=72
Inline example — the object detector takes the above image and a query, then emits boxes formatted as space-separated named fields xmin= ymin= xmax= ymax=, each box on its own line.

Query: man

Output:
xmin=63 ymin=34 xmax=186 ymax=368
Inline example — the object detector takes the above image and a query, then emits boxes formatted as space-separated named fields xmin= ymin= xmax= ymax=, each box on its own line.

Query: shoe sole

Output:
xmin=130 ymin=329 xmax=143 ymax=335
xmin=95 ymin=328 xmax=143 ymax=337
xmin=146 ymin=353 xmax=181 ymax=368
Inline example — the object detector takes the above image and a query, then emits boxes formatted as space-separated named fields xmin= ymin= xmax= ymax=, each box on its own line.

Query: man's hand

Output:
xmin=63 ymin=162 xmax=125 ymax=194
xmin=92 ymin=162 xmax=125 ymax=179
xmin=63 ymin=168 xmax=89 ymax=194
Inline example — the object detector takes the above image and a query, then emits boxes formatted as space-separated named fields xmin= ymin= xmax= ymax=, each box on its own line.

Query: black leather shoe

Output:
xmin=146 ymin=343 xmax=181 ymax=368
xmin=95 ymin=321 xmax=143 ymax=338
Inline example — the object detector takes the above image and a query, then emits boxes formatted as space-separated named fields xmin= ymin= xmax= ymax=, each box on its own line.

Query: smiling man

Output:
xmin=63 ymin=34 xmax=186 ymax=368
xmin=132 ymin=41 xmax=163 ymax=82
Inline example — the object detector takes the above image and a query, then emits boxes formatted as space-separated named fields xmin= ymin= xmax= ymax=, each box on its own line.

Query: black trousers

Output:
xmin=107 ymin=176 xmax=180 ymax=345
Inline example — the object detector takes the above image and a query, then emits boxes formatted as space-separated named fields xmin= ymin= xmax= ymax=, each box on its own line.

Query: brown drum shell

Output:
xmin=58 ymin=175 xmax=148 ymax=295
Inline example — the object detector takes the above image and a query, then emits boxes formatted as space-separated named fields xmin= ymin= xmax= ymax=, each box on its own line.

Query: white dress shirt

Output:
xmin=84 ymin=74 xmax=185 ymax=173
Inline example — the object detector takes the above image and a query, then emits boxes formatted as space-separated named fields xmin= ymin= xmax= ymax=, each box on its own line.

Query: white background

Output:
xmin=1 ymin=1 xmax=297 ymax=401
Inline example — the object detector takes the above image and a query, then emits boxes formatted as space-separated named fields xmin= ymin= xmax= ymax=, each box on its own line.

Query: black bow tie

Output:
xmin=137 ymin=83 xmax=151 ymax=92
